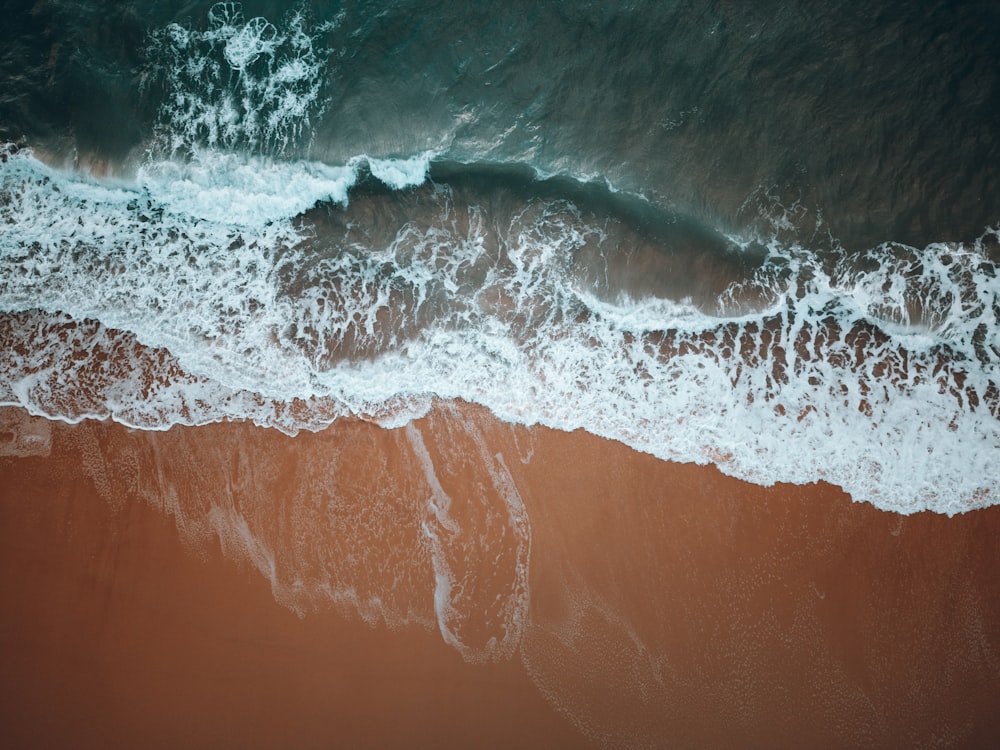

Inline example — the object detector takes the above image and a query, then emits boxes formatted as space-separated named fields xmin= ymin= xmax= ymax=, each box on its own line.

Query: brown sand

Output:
xmin=2 ymin=404 xmax=999 ymax=749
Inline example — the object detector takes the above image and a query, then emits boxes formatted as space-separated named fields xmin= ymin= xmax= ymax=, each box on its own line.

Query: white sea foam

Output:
xmin=2 ymin=144 xmax=999 ymax=515
xmin=138 ymin=152 xmax=355 ymax=227
xmin=365 ymin=153 xmax=435 ymax=189
xmin=146 ymin=2 xmax=336 ymax=154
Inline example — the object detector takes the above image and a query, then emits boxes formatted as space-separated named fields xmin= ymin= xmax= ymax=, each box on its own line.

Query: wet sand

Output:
xmin=2 ymin=404 xmax=999 ymax=749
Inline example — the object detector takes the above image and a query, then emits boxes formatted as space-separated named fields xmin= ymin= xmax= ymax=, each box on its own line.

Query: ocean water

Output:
xmin=2 ymin=0 xmax=999 ymax=515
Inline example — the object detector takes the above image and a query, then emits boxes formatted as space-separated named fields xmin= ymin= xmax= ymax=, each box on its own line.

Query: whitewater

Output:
xmin=2 ymin=3 xmax=999 ymax=516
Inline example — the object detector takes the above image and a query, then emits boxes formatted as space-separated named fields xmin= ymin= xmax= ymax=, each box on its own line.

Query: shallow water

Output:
xmin=2 ymin=1 xmax=999 ymax=512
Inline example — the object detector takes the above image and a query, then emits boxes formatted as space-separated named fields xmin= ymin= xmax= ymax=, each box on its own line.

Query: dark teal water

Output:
xmin=3 ymin=0 xmax=999 ymax=249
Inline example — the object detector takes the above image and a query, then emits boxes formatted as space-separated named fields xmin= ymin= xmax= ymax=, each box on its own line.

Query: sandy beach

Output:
xmin=2 ymin=404 xmax=999 ymax=749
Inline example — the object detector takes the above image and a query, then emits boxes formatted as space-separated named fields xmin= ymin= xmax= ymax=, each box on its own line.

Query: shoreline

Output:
xmin=2 ymin=404 xmax=999 ymax=748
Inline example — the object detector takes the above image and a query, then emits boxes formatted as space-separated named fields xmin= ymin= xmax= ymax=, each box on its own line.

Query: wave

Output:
xmin=2 ymin=142 xmax=999 ymax=515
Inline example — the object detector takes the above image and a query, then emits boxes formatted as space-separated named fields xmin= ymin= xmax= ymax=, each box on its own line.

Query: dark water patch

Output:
xmin=0 ymin=0 xmax=160 ymax=161
xmin=309 ymin=0 xmax=1000 ymax=248
xmin=428 ymin=159 xmax=728 ymax=244
xmin=5 ymin=0 xmax=999 ymax=250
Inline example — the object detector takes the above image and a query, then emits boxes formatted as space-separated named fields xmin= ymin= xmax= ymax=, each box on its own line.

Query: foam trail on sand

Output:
xmin=406 ymin=416 xmax=530 ymax=661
